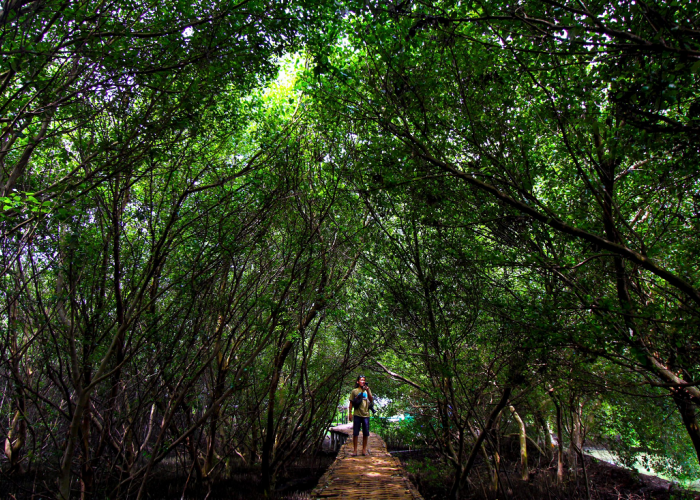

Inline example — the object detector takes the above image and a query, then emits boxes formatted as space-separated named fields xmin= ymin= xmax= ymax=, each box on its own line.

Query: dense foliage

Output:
xmin=1 ymin=1 xmax=699 ymax=498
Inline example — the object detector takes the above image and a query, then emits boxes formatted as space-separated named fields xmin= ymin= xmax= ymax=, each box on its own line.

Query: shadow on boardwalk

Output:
xmin=312 ymin=424 xmax=423 ymax=499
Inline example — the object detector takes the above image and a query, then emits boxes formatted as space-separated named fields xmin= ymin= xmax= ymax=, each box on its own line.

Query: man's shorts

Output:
xmin=353 ymin=415 xmax=370 ymax=437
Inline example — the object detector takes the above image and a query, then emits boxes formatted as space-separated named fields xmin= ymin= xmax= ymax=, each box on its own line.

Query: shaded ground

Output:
xmin=2 ymin=441 xmax=697 ymax=499
xmin=138 ymin=457 xmax=334 ymax=500
xmin=0 ymin=452 xmax=336 ymax=499
xmin=396 ymin=449 xmax=700 ymax=500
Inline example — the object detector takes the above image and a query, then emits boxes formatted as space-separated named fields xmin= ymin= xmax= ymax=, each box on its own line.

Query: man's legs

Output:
xmin=352 ymin=416 xmax=361 ymax=455
xmin=361 ymin=417 xmax=370 ymax=455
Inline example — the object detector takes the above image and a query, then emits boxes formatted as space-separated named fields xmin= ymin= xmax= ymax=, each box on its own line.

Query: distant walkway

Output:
xmin=312 ymin=424 xmax=423 ymax=499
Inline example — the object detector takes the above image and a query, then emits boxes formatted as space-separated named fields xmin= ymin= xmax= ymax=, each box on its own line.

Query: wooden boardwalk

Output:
xmin=312 ymin=424 xmax=423 ymax=499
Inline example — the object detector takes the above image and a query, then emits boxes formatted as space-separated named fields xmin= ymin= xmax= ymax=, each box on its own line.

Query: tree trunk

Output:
xmin=448 ymin=387 xmax=512 ymax=500
xmin=57 ymin=320 xmax=130 ymax=500
xmin=534 ymin=409 xmax=554 ymax=461
xmin=204 ymin=302 xmax=230 ymax=478
xmin=4 ymin=409 xmax=26 ymax=475
xmin=250 ymin=417 xmax=259 ymax=464
xmin=594 ymin=133 xmax=700 ymax=467
xmin=555 ymin=401 xmax=565 ymax=484
xmin=574 ymin=444 xmax=591 ymax=500
xmin=186 ymin=430 xmax=204 ymax=484
xmin=509 ymin=405 xmax=528 ymax=480
xmin=204 ymin=354 xmax=229 ymax=478
xmin=672 ymin=391 xmax=700 ymax=465
xmin=491 ymin=450 xmax=501 ymax=492
xmin=569 ymin=400 xmax=583 ymax=479
xmin=479 ymin=443 xmax=495 ymax=495
xmin=58 ymin=389 xmax=91 ymax=500
xmin=79 ymin=397 xmax=94 ymax=500
xmin=5 ymin=297 xmax=27 ymax=475
xmin=261 ymin=339 xmax=294 ymax=493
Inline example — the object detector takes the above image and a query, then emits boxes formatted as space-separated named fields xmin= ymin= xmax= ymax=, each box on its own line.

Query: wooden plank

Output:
xmin=312 ymin=429 xmax=423 ymax=499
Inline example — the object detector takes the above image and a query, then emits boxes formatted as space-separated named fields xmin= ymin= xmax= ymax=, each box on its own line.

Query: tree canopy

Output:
xmin=1 ymin=1 xmax=699 ymax=498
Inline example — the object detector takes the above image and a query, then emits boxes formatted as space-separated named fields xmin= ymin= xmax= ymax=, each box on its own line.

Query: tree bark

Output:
xmin=557 ymin=407 xmax=565 ymax=483
xmin=509 ymin=405 xmax=528 ymax=480
xmin=261 ymin=339 xmax=294 ymax=493
xmin=4 ymin=408 xmax=26 ymax=474
xmin=672 ymin=391 xmax=700 ymax=465
xmin=58 ymin=389 xmax=90 ymax=500
xmin=79 ymin=397 xmax=94 ymax=500
xmin=569 ymin=401 xmax=583 ymax=479
xmin=4 ymin=293 xmax=27 ymax=475
xmin=448 ymin=387 xmax=512 ymax=500
xmin=535 ymin=409 xmax=554 ymax=461
xmin=203 ymin=346 xmax=229 ymax=478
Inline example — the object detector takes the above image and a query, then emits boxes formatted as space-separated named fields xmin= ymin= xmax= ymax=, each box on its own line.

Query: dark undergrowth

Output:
xmin=3 ymin=442 xmax=697 ymax=500
xmin=394 ymin=446 xmax=699 ymax=500
xmin=0 ymin=452 xmax=336 ymax=499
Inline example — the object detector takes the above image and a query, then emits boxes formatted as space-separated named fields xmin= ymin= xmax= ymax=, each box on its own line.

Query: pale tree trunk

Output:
xmin=569 ymin=400 xmax=583 ymax=479
xmin=4 ymin=293 xmax=27 ymax=475
xmin=534 ymin=409 xmax=554 ymax=461
xmin=548 ymin=392 xmax=566 ymax=485
xmin=4 ymin=406 xmax=26 ymax=474
xmin=491 ymin=412 xmax=502 ymax=493
xmin=544 ymin=419 xmax=554 ymax=458
xmin=509 ymin=405 xmax=528 ymax=480
xmin=491 ymin=450 xmax=501 ymax=493
xmin=556 ymin=404 xmax=565 ymax=484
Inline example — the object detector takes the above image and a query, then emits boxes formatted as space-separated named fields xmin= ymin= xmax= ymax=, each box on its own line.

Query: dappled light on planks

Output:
xmin=312 ymin=427 xmax=423 ymax=499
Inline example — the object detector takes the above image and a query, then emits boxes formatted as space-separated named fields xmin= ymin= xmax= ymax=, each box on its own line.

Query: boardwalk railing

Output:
xmin=329 ymin=428 xmax=349 ymax=451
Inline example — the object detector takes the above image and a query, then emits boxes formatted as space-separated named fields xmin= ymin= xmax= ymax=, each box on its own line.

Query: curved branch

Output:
xmin=399 ymin=134 xmax=700 ymax=309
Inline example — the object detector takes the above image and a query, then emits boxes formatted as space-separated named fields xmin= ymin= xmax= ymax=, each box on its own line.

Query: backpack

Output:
xmin=352 ymin=390 xmax=365 ymax=410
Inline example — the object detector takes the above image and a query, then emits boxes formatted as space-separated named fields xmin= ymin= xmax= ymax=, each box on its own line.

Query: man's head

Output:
xmin=355 ymin=375 xmax=367 ymax=388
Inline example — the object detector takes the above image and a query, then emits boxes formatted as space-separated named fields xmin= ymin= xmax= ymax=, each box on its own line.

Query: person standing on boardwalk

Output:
xmin=348 ymin=375 xmax=373 ymax=456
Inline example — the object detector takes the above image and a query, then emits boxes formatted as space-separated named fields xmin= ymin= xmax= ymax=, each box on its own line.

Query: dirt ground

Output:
xmin=398 ymin=449 xmax=700 ymax=500
xmin=0 ymin=453 xmax=334 ymax=499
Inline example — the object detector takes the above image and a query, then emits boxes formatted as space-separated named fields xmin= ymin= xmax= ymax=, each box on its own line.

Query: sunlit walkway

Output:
xmin=312 ymin=425 xmax=423 ymax=499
